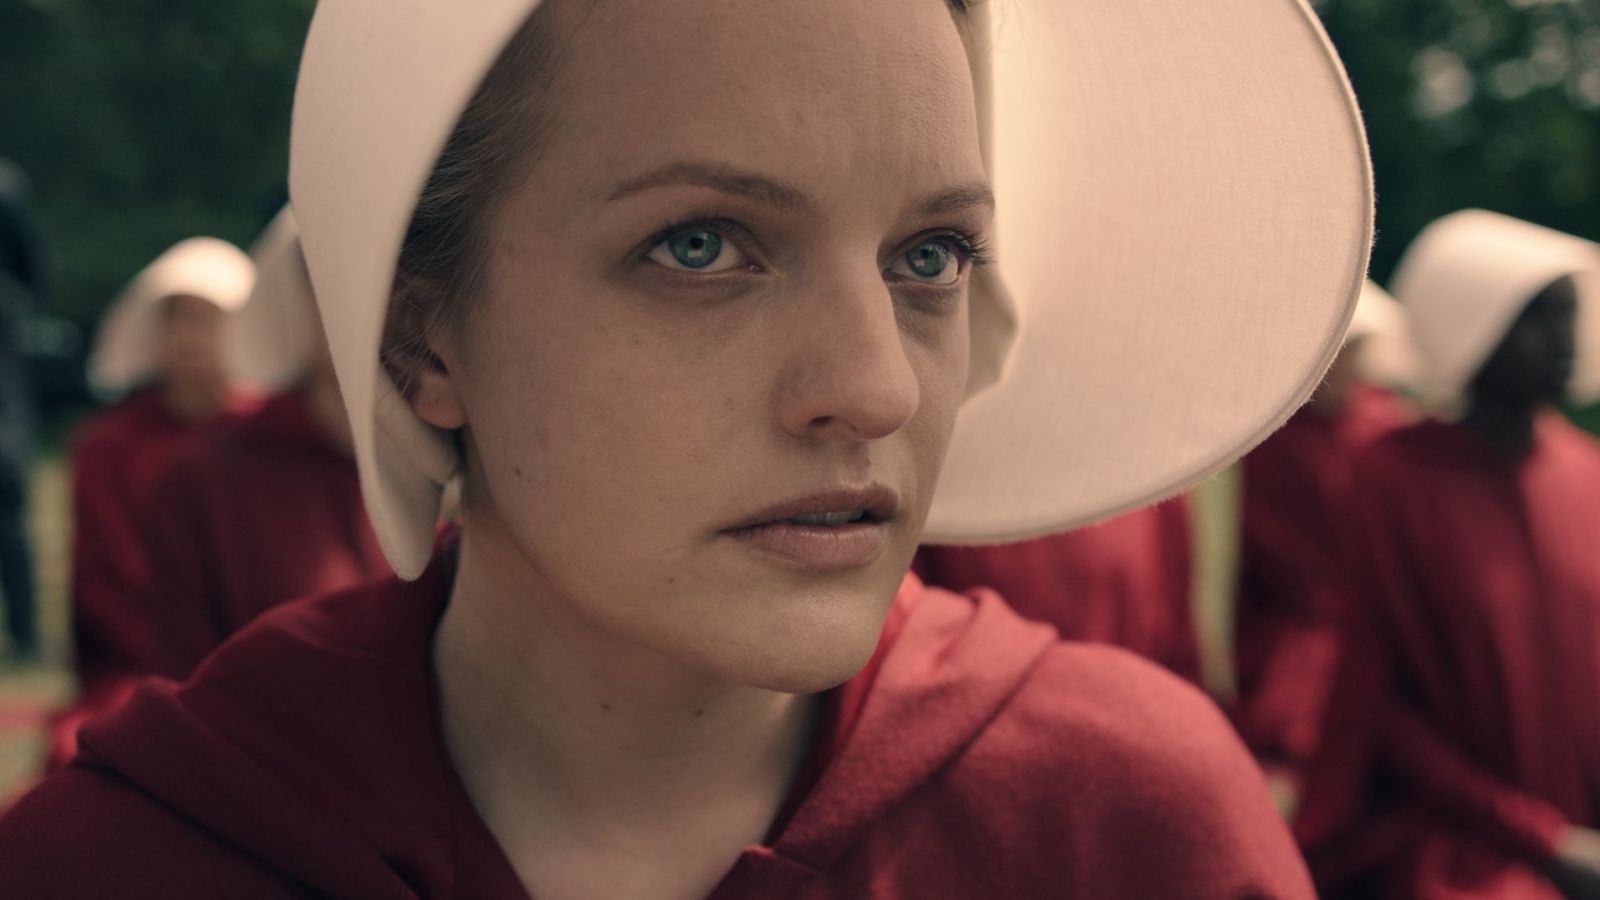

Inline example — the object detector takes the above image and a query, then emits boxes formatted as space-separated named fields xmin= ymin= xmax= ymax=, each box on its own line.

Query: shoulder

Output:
xmin=923 ymin=638 xmax=1317 ymax=893
xmin=1007 ymin=642 xmax=1259 ymax=786
xmin=0 ymin=767 xmax=306 ymax=899
xmin=71 ymin=401 xmax=140 ymax=462
xmin=961 ymin=643 xmax=1311 ymax=891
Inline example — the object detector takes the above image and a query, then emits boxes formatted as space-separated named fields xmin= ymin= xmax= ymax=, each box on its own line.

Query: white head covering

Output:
xmin=1348 ymin=280 xmax=1421 ymax=392
xmin=290 ymin=0 xmax=1374 ymax=578
xmin=232 ymin=207 xmax=321 ymax=393
xmin=1390 ymin=209 xmax=1600 ymax=409
xmin=86 ymin=237 xmax=256 ymax=397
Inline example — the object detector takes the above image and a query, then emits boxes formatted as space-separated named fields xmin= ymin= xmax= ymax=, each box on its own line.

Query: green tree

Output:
xmin=0 ymin=0 xmax=314 ymax=382
xmin=1314 ymin=0 xmax=1600 ymax=281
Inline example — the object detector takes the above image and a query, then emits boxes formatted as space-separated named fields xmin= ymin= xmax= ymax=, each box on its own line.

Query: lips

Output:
xmin=724 ymin=485 xmax=900 ymax=532
xmin=722 ymin=485 xmax=900 ymax=571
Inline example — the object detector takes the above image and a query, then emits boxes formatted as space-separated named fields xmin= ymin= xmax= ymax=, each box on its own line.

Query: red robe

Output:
xmin=1 ymin=545 xmax=1312 ymax=898
xmin=1298 ymin=413 xmax=1600 ymax=900
xmin=137 ymin=387 xmax=388 ymax=677
xmin=67 ymin=387 xmax=253 ymax=706
xmin=1229 ymin=385 xmax=1408 ymax=770
xmin=49 ymin=388 xmax=379 ymax=771
xmin=913 ymin=500 xmax=1200 ymax=682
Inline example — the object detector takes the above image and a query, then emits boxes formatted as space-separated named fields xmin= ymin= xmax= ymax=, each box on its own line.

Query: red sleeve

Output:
xmin=1297 ymin=452 xmax=1568 ymax=868
xmin=1292 ymin=462 xmax=1408 ymax=856
xmin=1228 ymin=584 xmax=1340 ymax=766
xmin=69 ymin=434 xmax=163 ymax=693
xmin=1379 ymin=702 xmax=1567 ymax=862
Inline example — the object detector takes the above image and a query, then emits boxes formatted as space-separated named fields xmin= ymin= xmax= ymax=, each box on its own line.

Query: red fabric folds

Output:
xmin=137 ymin=387 xmax=388 ymax=677
xmin=50 ymin=388 xmax=382 ymax=770
xmin=60 ymin=388 xmax=255 ymax=760
xmin=2 ymin=548 xmax=1311 ymax=898
xmin=1229 ymin=386 xmax=1407 ymax=770
xmin=1299 ymin=413 xmax=1600 ymax=900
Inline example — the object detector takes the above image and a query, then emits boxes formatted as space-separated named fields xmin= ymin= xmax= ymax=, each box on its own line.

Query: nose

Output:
xmin=776 ymin=266 xmax=920 ymax=443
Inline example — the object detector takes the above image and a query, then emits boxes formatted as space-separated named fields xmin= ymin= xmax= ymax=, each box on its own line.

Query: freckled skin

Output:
xmin=425 ymin=0 xmax=987 ymax=694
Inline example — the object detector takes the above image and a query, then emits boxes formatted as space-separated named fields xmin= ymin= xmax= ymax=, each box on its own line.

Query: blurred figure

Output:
xmin=134 ymin=209 xmax=388 ymax=679
xmin=58 ymin=238 xmax=256 ymax=760
xmin=1226 ymin=283 xmax=1415 ymax=814
xmin=0 ymin=162 xmax=43 ymax=665
xmin=1299 ymin=211 xmax=1600 ymax=900
xmin=914 ymin=499 xmax=1200 ymax=682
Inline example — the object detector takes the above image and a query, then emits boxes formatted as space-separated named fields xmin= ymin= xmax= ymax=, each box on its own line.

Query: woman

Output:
xmin=133 ymin=209 xmax=389 ymax=681
xmin=56 ymin=236 xmax=257 ymax=763
xmin=1 ymin=1 xmax=1371 ymax=896
xmin=1227 ymin=283 xmax=1414 ymax=813
xmin=1298 ymin=211 xmax=1600 ymax=899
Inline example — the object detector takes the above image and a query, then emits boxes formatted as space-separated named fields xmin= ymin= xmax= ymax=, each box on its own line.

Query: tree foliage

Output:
xmin=0 ymin=0 xmax=1597 ymax=403
xmin=0 ymin=0 xmax=313 ymax=337
xmin=1314 ymin=0 xmax=1600 ymax=281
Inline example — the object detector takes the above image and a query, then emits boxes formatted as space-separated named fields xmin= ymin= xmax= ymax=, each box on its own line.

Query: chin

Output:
xmin=702 ymin=592 xmax=896 ymax=695
xmin=748 ymin=644 xmax=880 ymax=695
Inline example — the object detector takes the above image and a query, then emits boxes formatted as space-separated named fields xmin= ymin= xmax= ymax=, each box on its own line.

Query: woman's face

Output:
xmin=157 ymin=293 xmax=227 ymax=392
xmin=1473 ymin=276 xmax=1578 ymax=408
xmin=428 ymin=0 xmax=988 ymax=693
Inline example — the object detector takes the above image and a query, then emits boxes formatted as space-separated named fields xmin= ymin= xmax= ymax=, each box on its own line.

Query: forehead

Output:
xmin=533 ymin=0 xmax=983 ymax=199
xmin=162 ymin=294 xmax=224 ymax=320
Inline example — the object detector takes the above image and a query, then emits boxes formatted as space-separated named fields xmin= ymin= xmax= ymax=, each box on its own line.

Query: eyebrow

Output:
xmin=606 ymin=161 xmax=812 ymax=210
xmin=604 ymin=159 xmax=995 ymax=219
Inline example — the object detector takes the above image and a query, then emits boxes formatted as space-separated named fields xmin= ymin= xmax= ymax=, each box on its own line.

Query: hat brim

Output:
xmin=1348 ymin=281 xmax=1422 ymax=392
xmin=923 ymin=0 xmax=1371 ymax=542
xmin=291 ymin=0 xmax=1372 ymax=577
xmin=87 ymin=237 xmax=257 ymax=397
xmin=231 ymin=208 xmax=321 ymax=393
xmin=1392 ymin=209 xmax=1600 ymax=409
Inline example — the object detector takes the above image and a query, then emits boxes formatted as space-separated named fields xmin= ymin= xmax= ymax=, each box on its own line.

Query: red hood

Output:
xmin=66 ymin=547 xmax=1058 ymax=896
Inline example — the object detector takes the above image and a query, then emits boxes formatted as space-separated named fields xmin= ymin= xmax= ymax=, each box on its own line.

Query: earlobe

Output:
xmin=412 ymin=360 xmax=468 ymax=430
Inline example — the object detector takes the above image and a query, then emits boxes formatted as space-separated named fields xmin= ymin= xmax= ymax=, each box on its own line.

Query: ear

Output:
xmin=385 ymin=276 xmax=468 ymax=430
xmin=412 ymin=350 xmax=467 ymax=430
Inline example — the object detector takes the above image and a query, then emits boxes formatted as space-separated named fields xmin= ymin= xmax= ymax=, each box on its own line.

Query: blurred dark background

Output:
xmin=0 ymin=0 xmax=313 ymax=419
xmin=0 ymin=0 xmax=1597 ymax=415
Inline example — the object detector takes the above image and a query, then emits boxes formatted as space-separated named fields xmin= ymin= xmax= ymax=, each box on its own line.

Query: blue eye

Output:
xmin=890 ymin=240 xmax=961 ymax=285
xmin=647 ymin=228 xmax=746 ymax=272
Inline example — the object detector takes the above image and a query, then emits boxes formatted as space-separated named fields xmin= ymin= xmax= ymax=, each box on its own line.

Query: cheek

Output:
xmin=458 ymin=291 xmax=753 ymax=565
xmin=906 ymin=307 xmax=971 ymax=473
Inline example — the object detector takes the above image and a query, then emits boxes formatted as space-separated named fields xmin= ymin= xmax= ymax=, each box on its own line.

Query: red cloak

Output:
xmin=1 ymin=546 xmax=1311 ymax=898
xmin=49 ymin=388 xmax=378 ymax=770
xmin=913 ymin=500 xmax=1200 ymax=682
xmin=1229 ymin=385 xmax=1408 ymax=770
xmin=67 ymin=387 xmax=253 ymax=705
xmin=136 ymin=386 xmax=388 ymax=677
xmin=1298 ymin=413 xmax=1600 ymax=900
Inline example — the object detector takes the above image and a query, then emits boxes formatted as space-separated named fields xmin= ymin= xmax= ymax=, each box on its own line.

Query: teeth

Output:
xmin=786 ymin=510 xmax=868 ymax=527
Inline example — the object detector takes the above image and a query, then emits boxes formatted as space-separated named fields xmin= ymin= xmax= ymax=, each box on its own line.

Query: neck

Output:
xmin=1461 ymin=396 xmax=1542 ymax=457
xmin=307 ymin=366 xmax=353 ymax=453
xmin=434 ymin=518 xmax=818 ymax=894
xmin=161 ymin=378 xmax=225 ymax=422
